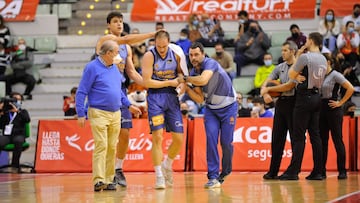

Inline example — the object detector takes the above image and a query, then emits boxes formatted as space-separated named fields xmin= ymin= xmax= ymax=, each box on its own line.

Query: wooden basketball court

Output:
xmin=1 ymin=171 xmax=359 ymax=202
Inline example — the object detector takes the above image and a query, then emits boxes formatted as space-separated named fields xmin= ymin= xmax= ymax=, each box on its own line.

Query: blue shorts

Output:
xmin=121 ymin=106 xmax=132 ymax=129
xmin=147 ymin=88 xmax=183 ymax=133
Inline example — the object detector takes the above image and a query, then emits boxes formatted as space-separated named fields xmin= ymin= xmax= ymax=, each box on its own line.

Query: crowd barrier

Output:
xmin=34 ymin=117 xmax=356 ymax=173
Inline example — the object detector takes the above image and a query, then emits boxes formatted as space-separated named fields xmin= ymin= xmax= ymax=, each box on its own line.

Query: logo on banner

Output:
xmin=0 ymin=1 xmax=24 ymax=19
xmin=155 ymin=0 xmax=191 ymax=14
xmin=65 ymin=134 xmax=82 ymax=151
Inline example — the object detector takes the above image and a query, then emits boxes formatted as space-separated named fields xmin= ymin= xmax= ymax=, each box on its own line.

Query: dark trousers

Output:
xmin=285 ymin=92 xmax=323 ymax=175
xmin=0 ymin=135 xmax=25 ymax=168
xmin=234 ymin=53 xmax=263 ymax=77
xmin=8 ymin=73 xmax=36 ymax=95
xmin=267 ymin=96 xmax=295 ymax=176
xmin=319 ymin=100 xmax=346 ymax=174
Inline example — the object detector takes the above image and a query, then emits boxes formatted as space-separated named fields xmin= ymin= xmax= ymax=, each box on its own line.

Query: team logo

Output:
xmin=155 ymin=0 xmax=191 ymax=14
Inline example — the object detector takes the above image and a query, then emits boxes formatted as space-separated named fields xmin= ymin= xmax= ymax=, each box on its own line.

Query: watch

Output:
xmin=183 ymin=75 xmax=188 ymax=82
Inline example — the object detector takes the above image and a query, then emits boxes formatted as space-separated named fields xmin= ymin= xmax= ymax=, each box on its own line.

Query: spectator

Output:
xmin=147 ymin=38 xmax=155 ymax=51
xmin=318 ymin=9 xmax=341 ymax=53
xmin=63 ymin=87 xmax=77 ymax=117
xmin=343 ymin=101 xmax=356 ymax=117
xmin=234 ymin=21 xmax=271 ymax=76
xmin=0 ymin=15 xmax=11 ymax=48
xmin=130 ymin=28 xmax=147 ymax=71
xmin=0 ymin=92 xmax=31 ymax=173
xmin=234 ymin=10 xmax=254 ymax=43
xmin=341 ymin=4 xmax=360 ymax=33
xmin=186 ymin=14 xmax=201 ymax=42
xmin=210 ymin=42 xmax=236 ymax=81
xmin=286 ymin=24 xmax=307 ymax=49
xmin=8 ymin=38 xmax=37 ymax=100
xmin=155 ymin=22 xmax=164 ymax=31
xmin=248 ymin=53 xmax=275 ymax=96
xmin=336 ymin=21 xmax=360 ymax=68
xmin=197 ymin=13 xmax=225 ymax=47
xmin=236 ymin=92 xmax=251 ymax=117
xmin=250 ymin=96 xmax=273 ymax=118
xmin=176 ymin=28 xmax=192 ymax=56
xmin=0 ymin=43 xmax=11 ymax=95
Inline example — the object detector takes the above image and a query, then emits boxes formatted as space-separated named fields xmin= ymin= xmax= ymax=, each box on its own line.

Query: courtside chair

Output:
xmin=0 ymin=122 xmax=35 ymax=173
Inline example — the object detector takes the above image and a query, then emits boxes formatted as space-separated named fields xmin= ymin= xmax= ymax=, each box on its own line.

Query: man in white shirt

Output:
xmin=342 ymin=4 xmax=360 ymax=33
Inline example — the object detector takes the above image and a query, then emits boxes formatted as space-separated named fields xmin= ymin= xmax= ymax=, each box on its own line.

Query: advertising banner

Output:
xmin=191 ymin=117 xmax=351 ymax=171
xmin=1 ymin=0 xmax=39 ymax=22
xmin=320 ymin=0 xmax=359 ymax=17
xmin=35 ymin=119 xmax=187 ymax=173
xmin=131 ymin=0 xmax=316 ymax=22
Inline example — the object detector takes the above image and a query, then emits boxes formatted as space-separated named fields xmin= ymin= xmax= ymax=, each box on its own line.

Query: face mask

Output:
xmin=205 ymin=19 xmax=211 ymax=25
xmin=179 ymin=36 xmax=187 ymax=40
xmin=348 ymin=27 xmax=354 ymax=33
xmin=113 ymin=54 xmax=122 ymax=64
xmin=354 ymin=11 xmax=360 ymax=18
xmin=247 ymin=102 xmax=253 ymax=109
xmin=250 ymin=27 xmax=257 ymax=34
xmin=181 ymin=110 xmax=188 ymax=115
xmin=18 ymin=44 xmax=26 ymax=51
xmin=239 ymin=19 xmax=245 ymax=24
xmin=325 ymin=14 xmax=333 ymax=21
xmin=192 ymin=20 xmax=199 ymax=26
xmin=291 ymin=32 xmax=299 ymax=38
xmin=0 ymin=50 xmax=4 ymax=55
xmin=264 ymin=59 xmax=272 ymax=66
xmin=215 ymin=51 xmax=223 ymax=56
xmin=15 ymin=100 xmax=22 ymax=109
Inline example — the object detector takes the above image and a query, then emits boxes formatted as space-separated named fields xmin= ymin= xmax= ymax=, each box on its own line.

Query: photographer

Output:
xmin=0 ymin=92 xmax=30 ymax=173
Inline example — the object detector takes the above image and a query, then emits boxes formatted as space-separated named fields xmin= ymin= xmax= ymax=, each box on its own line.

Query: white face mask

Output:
xmin=239 ymin=19 xmax=245 ymax=24
xmin=113 ymin=54 xmax=123 ymax=64
xmin=264 ymin=59 xmax=272 ymax=67
xmin=179 ymin=36 xmax=187 ymax=40
xmin=18 ymin=44 xmax=26 ymax=51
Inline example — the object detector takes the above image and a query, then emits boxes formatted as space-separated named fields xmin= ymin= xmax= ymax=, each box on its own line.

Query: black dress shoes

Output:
xmin=305 ymin=173 xmax=323 ymax=180
xmin=338 ymin=173 xmax=347 ymax=180
xmin=279 ymin=173 xmax=299 ymax=180
xmin=263 ymin=173 xmax=279 ymax=180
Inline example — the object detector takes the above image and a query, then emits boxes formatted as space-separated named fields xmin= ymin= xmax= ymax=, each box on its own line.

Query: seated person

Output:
xmin=176 ymin=28 xmax=192 ymax=56
xmin=0 ymin=43 xmax=11 ymax=95
xmin=0 ymin=92 xmax=30 ymax=173
xmin=211 ymin=42 xmax=236 ymax=81
xmin=7 ymin=38 xmax=37 ymax=100
xmin=237 ymin=92 xmax=251 ymax=117
xmin=250 ymin=97 xmax=273 ymax=118
xmin=248 ymin=53 xmax=275 ymax=96
xmin=336 ymin=21 xmax=359 ymax=68
xmin=63 ymin=87 xmax=77 ymax=117
xmin=234 ymin=21 xmax=271 ymax=76
xmin=186 ymin=13 xmax=202 ymax=43
xmin=197 ymin=13 xmax=225 ymax=47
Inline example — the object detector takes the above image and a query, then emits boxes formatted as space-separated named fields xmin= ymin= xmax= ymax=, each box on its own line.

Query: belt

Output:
xmin=297 ymin=87 xmax=319 ymax=95
xmin=279 ymin=96 xmax=295 ymax=100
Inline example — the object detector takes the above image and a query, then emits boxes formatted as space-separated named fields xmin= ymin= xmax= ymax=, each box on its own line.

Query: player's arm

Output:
xmin=95 ymin=32 xmax=156 ymax=54
xmin=124 ymin=44 xmax=144 ymax=86
xmin=185 ymin=85 xmax=204 ymax=104
xmin=185 ymin=70 xmax=213 ymax=86
xmin=142 ymin=51 xmax=179 ymax=88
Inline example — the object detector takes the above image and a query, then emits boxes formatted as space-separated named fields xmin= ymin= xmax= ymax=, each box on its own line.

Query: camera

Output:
xmin=0 ymin=97 xmax=18 ymax=113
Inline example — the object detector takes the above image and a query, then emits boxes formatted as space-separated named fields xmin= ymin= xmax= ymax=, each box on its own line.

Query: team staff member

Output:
xmin=103 ymin=11 xmax=143 ymax=188
xmin=76 ymin=40 xmax=128 ymax=191
xmin=320 ymin=54 xmax=354 ymax=180
xmin=260 ymin=41 xmax=299 ymax=179
xmin=280 ymin=32 xmax=327 ymax=180
xmin=141 ymin=30 xmax=185 ymax=189
xmin=179 ymin=42 xmax=238 ymax=189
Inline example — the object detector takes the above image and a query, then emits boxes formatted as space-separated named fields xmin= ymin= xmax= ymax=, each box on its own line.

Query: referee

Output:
xmin=280 ymin=32 xmax=327 ymax=180
xmin=261 ymin=41 xmax=298 ymax=179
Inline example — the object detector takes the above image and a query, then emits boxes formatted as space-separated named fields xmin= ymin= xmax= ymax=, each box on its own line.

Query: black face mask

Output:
xmin=250 ymin=27 xmax=257 ymax=34
xmin=354 ymin=11 xmax=360 ymax=18
xmin=181 ymin=110 xmax=188 ymax=115
xmin=215 ymin=52 xmax=223 ymax=56
xmin=291 ymin=32 xmax=299 ymax=38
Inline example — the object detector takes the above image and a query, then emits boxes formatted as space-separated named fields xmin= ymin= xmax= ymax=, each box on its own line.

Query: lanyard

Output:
xmin=9 ymin=112 xmax=17 ymax=124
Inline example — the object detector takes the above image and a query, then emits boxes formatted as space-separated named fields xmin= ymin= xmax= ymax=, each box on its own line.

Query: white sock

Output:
xmin=115 ymin=158 xmax=124 ymax=170
xmin=154 ymin=165 xmax=163 ymax=177
xmin=164 ymin=157 xmax=173 ymax=169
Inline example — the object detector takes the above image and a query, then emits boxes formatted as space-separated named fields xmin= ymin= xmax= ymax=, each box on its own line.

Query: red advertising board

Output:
xmin=131 ymin=0 xmax=316 ymax=22
xmin=320 ymin=0 xmax=359 ymax=17
xmin=191 ymin=117 xmax=351 ymax=172
xmin=1 ymin=0 xmax=39 ymax=22
xmin=35 ymin=119 xmax=187 ymax=173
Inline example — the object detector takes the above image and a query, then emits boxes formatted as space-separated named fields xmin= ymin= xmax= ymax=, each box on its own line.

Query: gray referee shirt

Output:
xmin=293 ymin=52 xmax=327 ymax=89
xmin=321 ymin=70 xmax=347 ymax=99
xmin=268 ymin=62 xmax=295 ymax=97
